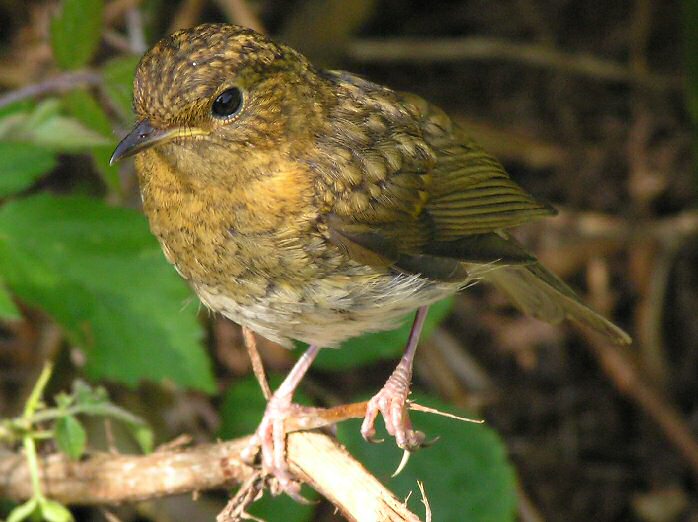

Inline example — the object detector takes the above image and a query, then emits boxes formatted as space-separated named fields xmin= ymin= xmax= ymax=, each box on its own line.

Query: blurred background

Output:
xmin=0 ymin=1 xmax=696 ymax=521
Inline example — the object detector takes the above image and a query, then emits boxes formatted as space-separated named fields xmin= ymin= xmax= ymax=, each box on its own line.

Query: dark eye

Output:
xmin=212 ymin=87 xmax=243 ymax=118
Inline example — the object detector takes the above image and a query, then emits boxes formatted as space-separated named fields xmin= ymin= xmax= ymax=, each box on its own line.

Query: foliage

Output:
xmin=0 ymin=195 xmax=214 ymax=391
xmin=2 ymin=365 xmax=151 ymax=522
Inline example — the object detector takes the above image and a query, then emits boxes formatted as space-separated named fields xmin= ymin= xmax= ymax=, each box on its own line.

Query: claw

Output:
xmin=391 ymin=449 xmax=411 ymax=477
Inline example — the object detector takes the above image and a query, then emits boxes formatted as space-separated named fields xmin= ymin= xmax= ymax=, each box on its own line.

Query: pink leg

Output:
xmin=361 ymin=306 xmax=429 ymax=450
xmin=241 ymin=344 xmax=321 ymax=498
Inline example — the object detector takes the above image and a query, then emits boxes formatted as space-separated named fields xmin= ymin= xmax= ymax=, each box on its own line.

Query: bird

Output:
xmin=111 ymin=23 xmax=631 ymax=496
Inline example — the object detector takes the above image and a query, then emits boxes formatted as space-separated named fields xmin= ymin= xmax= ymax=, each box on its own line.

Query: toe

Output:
xmin=360 ymin=398 xmax=384 ymax=443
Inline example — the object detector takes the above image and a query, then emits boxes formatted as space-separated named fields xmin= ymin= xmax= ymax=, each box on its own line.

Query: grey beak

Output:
xmin=110 ymin=119 xmax=169 ymax=165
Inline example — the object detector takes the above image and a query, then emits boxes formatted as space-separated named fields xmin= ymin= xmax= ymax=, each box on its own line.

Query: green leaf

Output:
xmin=312 ymin=297 xmax=454 ymax=371
xmin=0 ymin=194 xmax=214 ymax=392
xmin=63 ymin=89 xmax=112 ymax=136
xmin=50 ymin=0 xmax=104 ymax=70
xmin=54 ymin=415 xmax=86 ymax=460
xmin=30 ymin=114 xmax=110 ymax=150
xmin=130 ymin=423 xmax=154 ymax=454
xmin=339 ymin=392 xmax=517 ymax=522
xmin=39 ymin=499 xmax=74 ymax=522
xmin=102 ymin=56 xmax=140 ymax=122
xmin=0 ymin=142 xmax=57 ymax=197
xmin=63 ymin=90 xmax=120 ymax=192
xmin=0 ymin=278 xmax=20 ymax=320
xmin=0 ymin=100 xmax=109 ymax=152
xmin=6 ymin=498 xmax=38 ymax=522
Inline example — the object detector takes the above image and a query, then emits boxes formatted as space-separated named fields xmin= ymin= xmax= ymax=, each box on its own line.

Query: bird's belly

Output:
xmin=195 ymin=271 xmax=462 ymax=348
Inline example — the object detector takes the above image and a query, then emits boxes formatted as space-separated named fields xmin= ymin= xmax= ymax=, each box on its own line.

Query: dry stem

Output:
xmin=0 ymin=431 xmax=419 ymax=522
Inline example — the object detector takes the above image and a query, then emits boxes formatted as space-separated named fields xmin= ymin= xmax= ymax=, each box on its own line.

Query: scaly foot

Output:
xmin=360 ymin=370 xmax=426 ymax=450
xmin=241 ymin=395 xmax=323 ymax=499
xmin=361 ymin=306 xmax=430 ymax=451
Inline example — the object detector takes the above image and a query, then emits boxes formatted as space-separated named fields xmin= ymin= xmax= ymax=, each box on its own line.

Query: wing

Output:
xmin=314 ymin=71 xmax=551 ymax=279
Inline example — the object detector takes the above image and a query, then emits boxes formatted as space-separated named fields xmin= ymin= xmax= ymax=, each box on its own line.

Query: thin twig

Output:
xmin=347 ymin=36 xmax=682 ymax=92
xmin=169 ymin=0 xmax=207 ymax=32
xmin=104 ymin=0 xmax=143 ymax=25
xmin=584 ymin=336 xmax=698 ymax=479
xmin=242 ymin=326 xmax=272 ymax=400
xmin=214 ymin=0 xmax=266 ymax=34
xmin=0 ymin=70 xmax=102 ymax=109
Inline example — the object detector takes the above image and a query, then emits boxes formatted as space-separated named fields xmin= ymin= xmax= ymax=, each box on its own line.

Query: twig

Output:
xmin=539 ymin=209 xmax=698 ymax=244
xmin=125 ymin=7 xmax=147 ymax=54
xmin=169 ymin=0 xmax=207 ymax=32
xmin=104 ymin=0 xmax=143 ymax=25
xmin=346 ymin=36 xmax=682 ymax=92
xmin=242 ymin=326 xmax=272 ymax=400
xmin=0 ymin=70 xmax=102 ymax=109
xmin=584 ymin=336 xmax=698 ymax=479
xmin=0 ymin=431 xmax=420 ymax=521
xmin=214 ymin=0 xmax=266 ymax=34
xmin=516 ymin=481 xmax=545 ymax=522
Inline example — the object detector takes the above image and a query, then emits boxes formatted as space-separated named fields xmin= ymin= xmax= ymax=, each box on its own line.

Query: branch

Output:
xmin=0 ymin=431 xmax=420 ymax=521
xmin=346 ymin=36 xmax=682 ymax=92
xmin=0 ymin=70 xmax=102 ymax=109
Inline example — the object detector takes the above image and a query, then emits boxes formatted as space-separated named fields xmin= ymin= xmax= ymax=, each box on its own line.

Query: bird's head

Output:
xmin=111 ymin=24 xmax=330 ymax=183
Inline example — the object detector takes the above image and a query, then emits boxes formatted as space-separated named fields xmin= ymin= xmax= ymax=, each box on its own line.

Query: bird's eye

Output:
xmin=212 ymin=87 xmax=243 ymax=118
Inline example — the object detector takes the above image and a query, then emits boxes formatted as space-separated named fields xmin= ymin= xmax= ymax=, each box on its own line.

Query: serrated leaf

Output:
xmin=0 ymin=142 xmax=57 ymax=197
xmin=55 ymin=415 xmax=87 ymax=460
xmin=0 ymin=194 xmax=214 ymax=391
xmin=50 ymin=0 xmax=104 ymax=70
xmin=39 ymin=499 xmax=74 ymax=522
xmin=0 ymin=279 xmax=20 ymax=320
xmin=312 ymin=297 xmax=454 ymax=371
xmin=339 ymin=392 xmax=517 ymax=522
xmin=102 ymin=56 xmax=140 ymax=122
xmin=6 ymin=498 xmax=38 ymax=522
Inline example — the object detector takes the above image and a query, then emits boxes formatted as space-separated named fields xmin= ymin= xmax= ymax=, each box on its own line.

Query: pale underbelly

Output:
xmin=194 ymin=271 xmax=464 ymax=348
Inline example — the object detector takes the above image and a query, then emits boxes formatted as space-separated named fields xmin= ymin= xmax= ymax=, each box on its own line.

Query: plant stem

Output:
xmin=22 ymin=362 xmax=55 ymax=501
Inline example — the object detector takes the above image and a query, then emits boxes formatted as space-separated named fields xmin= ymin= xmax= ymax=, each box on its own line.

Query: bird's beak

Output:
xmin=110 ymin=120 xmax=175 ymax=165
xmin=111 ymin=120 xmax=210 ymax=165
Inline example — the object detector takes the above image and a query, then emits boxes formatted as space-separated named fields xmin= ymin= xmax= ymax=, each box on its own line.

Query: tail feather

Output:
xmin=481 ymin=262 xmax=631 ymax=345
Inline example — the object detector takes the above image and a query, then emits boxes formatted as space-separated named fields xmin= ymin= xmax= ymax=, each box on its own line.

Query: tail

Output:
xmin=481 ymin=261 xmax=631 ymax=345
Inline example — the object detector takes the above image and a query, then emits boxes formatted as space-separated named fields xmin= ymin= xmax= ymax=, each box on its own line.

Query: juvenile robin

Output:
xmin=111 ymin=23 xmax=631 ymax=495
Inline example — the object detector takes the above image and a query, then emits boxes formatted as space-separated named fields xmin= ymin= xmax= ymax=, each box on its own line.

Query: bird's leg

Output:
xmin=241 ymin=326 xmax=271 ymax=400
xmin=361 ymin=306 xmax=429 ymax=451
xmin=241 ymin=343 xmax=322 ymax=498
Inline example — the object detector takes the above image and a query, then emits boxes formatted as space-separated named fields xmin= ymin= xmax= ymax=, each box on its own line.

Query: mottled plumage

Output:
xmin=112 ymin=23 xmax=630 ymax=494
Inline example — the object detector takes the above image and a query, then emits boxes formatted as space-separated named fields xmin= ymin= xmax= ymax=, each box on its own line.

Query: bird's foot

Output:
xmin=240 ymin=394 xmax=319 ymax=501
xmin=360 ymin=370 xmax=426 ymax=451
